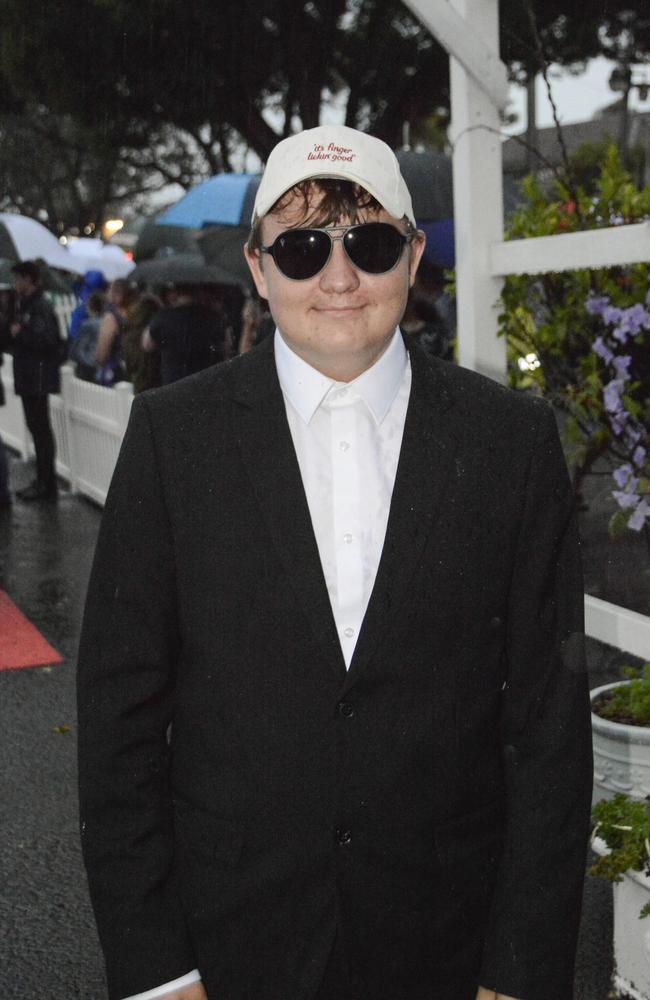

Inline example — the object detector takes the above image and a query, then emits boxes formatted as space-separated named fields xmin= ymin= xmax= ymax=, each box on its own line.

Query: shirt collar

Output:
xmin=274 ymin=327 xmax=407 ymax=426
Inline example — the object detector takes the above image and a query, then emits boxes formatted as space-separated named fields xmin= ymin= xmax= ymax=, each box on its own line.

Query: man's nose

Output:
xmin=318 ymin=238 xmax=360 ymax=292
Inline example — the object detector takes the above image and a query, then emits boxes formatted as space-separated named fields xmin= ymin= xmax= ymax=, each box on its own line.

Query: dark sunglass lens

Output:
xmin=344 ymin=223 xmax=404 ymax=274
xmin=273 ymin=229 xmax=331 ymax=280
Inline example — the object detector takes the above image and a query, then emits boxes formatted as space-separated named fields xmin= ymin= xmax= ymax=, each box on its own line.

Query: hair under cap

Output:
xmin=252 ymin=125 xmax=416 ymax=226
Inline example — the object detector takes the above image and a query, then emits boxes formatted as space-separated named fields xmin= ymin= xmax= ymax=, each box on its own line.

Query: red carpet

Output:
xmin=0 ymin=590 xmax=63 ymax=671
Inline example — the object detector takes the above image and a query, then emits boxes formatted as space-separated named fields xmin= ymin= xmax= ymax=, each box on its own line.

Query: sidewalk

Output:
xmin=0 ymin=452 xmax=633 ymax=998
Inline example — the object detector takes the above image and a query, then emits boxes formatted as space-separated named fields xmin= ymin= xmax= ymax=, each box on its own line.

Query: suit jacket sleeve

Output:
xmin=479 ymin=402 xmax=593 ymax=1000
xmin=77 ymin=394 xmax=196 ymax=999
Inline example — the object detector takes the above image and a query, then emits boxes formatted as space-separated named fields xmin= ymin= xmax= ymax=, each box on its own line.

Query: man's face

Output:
xmin=13 ymin=273 xmax=34 ymax=297
xmin=245 ymin=185 xmax=425 ymax=380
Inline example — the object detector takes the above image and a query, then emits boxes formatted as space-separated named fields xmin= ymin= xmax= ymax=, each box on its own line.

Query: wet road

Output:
xmin=0 ymin=457 xmax=106 ymax=999
xmin=0 ymin=453 xmax=633 ymax=999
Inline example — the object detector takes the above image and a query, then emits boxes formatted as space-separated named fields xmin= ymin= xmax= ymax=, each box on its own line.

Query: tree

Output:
xmin=597 ymin=6 xmax=650 ymax=163
xmin=0 ymin=106 xmax=211 ymax=232
xmin=0 ymin=0 xmax=449 ymax=164
xmin=498 ymin=0 xmax=605 ymax=168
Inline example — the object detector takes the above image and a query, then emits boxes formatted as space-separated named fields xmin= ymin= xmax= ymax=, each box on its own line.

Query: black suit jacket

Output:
xmin=77 ymin=337 xmax=593 ymax=1000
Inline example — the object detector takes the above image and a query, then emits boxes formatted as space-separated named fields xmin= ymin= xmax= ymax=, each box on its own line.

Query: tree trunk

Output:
xmin=525 ymin=72 xmax=538 ymax=173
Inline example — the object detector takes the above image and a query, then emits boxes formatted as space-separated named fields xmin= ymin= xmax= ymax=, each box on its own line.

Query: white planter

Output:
xmin=593 ymin=837 xmax=650 ymax=1000
xmin=591 ymin=682 xmax=650 ymax=805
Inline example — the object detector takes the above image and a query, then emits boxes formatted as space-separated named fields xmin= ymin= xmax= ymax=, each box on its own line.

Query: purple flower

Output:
xmin=613 ymin=355 xmax=632 ymax=380
xmin=634 ymin=446 xmax=647 ymax=468
xmin=603 ymin=305 xmax=624 ymax=326
xmin=593 ymin=337 xmax=614 ymax=363
xmin=586 ymin=294 xmax=610 ymax=316
xmin=613 ymin=464 xmax=634 ymax=487
xmin=613 ymin=489 xmax=641 ymax=510
xmin=604 ymin=379 xmax=625 ymax=414
xmin=628 ymin=500 xmax=650 ymax=531
xmin=611 ymin=415 xmax=626 ymax=436
xmin=628 ymin=303 xmax=650 ymax=332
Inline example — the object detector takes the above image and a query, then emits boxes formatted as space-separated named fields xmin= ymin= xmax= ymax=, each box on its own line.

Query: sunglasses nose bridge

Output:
xmin=329 ymin=231 xmax=358 ymax=271
xmin=318 ymin=231 xmax=360 ymax=287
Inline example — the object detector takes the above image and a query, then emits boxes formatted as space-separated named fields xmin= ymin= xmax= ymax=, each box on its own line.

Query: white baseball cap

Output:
xmin=252 ymin=125 xmax=416 ymax=226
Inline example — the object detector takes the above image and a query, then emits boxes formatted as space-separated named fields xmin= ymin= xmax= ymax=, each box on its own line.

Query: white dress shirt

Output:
xmin=274 ymin=327 xmax=411 ymax=666
xmin=121 ymin=327 xmax=411 ymax=999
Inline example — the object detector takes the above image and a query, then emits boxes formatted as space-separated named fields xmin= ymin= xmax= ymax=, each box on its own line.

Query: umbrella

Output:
xmin=157 ymin=173 xmax=261 ymax=229
xmin=130 ymin=252 xmax=243 ymax=288
xmin=66 ymin=238 xmax=135 ymax=281
xmin=396 ymin=150 xmax=454 ymax=223
xmin=0 ymin=213 xmax=74 ymax=272
xmin=394 ymin=151 xmax=455 ymax=268
xmin=134 ymin=218 xmax=199 ymax=262
xmin=197 ymin=225 xmax=252 ymax=288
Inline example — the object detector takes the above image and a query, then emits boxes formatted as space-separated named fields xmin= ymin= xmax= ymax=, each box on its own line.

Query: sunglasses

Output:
xmin=260 ymin=221 xmax=414 ymax=281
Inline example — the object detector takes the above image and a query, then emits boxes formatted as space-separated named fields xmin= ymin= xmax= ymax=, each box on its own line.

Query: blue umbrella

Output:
xmin=158 ymin=173 xmax=261 ymax=229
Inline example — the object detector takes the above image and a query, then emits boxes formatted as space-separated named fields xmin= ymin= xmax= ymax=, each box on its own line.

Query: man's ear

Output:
xmin=407 ymin=231 xmax=427 ymax=288
xmin=244 ymin=245 xmax=269 ymax=300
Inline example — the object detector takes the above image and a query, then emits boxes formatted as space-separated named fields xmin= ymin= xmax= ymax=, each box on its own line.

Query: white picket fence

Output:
xmin=0 ymin=291 xmax=132 ymax=504
xmin=0 ymin=361 xmax=133 ymax=505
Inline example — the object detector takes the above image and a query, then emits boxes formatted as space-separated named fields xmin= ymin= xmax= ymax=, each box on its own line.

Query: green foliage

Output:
xmin=0 ymin=0 xmax=450 ymax=160
xmin=591 ymin=793 xmax=650 ymax=916
xmin=595 ymin=665 xmax=650 ymax=725
xmin=498 ymin=145 xmax=650 ymax=505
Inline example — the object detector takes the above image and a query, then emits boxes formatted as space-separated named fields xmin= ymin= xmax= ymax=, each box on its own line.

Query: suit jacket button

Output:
xmin=338 ymin=701 xmax=355 ymax=718
xmin=336 ymin=829 xmax=352 ymax=845
xmin=490 ymin=616 xmax=502 ymax=629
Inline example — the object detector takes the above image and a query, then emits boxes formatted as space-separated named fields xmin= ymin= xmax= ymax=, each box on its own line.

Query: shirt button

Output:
xmin=338 ymin=388 xmax=348 ymax=398
xmin=338 ymin=701 xmax=355 ymax=718
xmin=343 ymin=533 xmax=353 ymax=544
xmin=339 ymin=441 xmax=350 ymax=452
xmin=336 ymin=829 xmax=352 ymax=845
xmin=343 ymin=626 xmax=355 ymax=638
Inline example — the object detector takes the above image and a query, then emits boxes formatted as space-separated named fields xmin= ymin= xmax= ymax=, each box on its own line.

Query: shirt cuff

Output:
xmin=120 ymin=969 xmax=202 ymax=1000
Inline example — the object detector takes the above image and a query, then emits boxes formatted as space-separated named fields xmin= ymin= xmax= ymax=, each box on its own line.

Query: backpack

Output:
xmin=70 ymin=317 xmax=101 ymax=370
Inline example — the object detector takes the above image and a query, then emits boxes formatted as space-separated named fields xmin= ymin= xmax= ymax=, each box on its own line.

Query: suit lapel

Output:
xmin=226 ymin=340 xmax=346 ymax=679
xmin=344 ymin=347 xmax=459 ymax=689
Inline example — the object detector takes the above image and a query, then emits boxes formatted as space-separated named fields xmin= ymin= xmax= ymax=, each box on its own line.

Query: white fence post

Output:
xmin=59 ymin=365 xmax=78 ymax=494
xmin=0 ymin=359 xmax=30 ymax=458
xmin=449 ymin=0 xmax=506 ymax=382
xmin=114 ymin=381 xmax=133 ymax=435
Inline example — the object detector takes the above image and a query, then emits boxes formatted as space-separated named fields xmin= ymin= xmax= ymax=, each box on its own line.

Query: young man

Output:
xmin=10 ymin=260 xmax=62 ymax=501
xmin=77 ymin=126 xmax=592 ymax=1000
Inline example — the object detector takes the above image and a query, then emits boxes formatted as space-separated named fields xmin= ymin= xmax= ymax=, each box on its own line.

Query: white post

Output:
xmin=449 ymin=0 xmax=506 ymax=382
xmin=60 ymin=364 xmax=78 ymax=494
xmin=114 ymin=381 xmax=134 ymax=434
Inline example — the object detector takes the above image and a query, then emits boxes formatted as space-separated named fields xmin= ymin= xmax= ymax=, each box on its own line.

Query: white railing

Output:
xmin=0 ymin=360 xmax=133 ymax=505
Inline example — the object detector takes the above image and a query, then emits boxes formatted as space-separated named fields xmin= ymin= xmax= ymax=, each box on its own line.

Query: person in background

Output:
xmin=70 ymin=291 xmax=105 ymax=382
xmin=123 ymin=292 xmax=162 ymax=394
xmin=0 ymin=356 xmax=10 ymax=508
xmin=69 ymin=270 xmax=108 ymax=340
xmin=142 ymin=283 xmax=231 ymax=385
xmin=0 ymin=304 xmax=12 ymax=506
xmin=238 ymin=295 xmax=275 ymax=353
xmin=9 ymin=260 xmax=61 ymax=501
xmin=401 ymin=258 xmax=455 ymax=361
xmin=96 ymin=278 xmax=138 ymax=387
